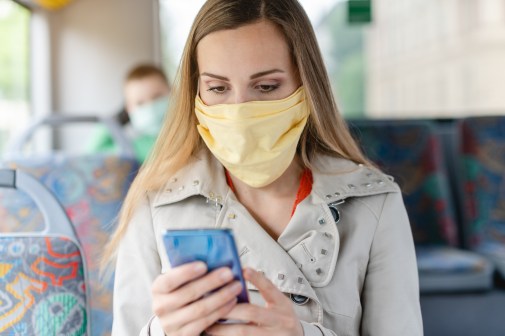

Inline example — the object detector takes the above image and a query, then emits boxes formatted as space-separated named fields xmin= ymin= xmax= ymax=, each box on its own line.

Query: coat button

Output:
xmin=290 ymin=294 xmax=310 ymax=305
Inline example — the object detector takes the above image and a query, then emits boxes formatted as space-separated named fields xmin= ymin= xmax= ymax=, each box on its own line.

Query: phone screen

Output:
xmin=162 ymin=228 xmax=249 ymax=304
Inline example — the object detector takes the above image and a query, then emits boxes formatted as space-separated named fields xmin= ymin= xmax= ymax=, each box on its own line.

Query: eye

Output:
xmin=256 ymin=84 xmax=280 ymax=93
xmin=207 ymin=86 xmax=228 ymax=94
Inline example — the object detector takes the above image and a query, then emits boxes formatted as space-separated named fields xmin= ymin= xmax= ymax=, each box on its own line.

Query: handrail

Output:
xmin=3 ymin=114 xmax=135 ymax=158
xmin=0 ymin=168 xmax=78 ymax=240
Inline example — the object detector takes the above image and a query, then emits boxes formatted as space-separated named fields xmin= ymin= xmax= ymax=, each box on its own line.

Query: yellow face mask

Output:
xmin=195 ymin=87 xmax=310 ymax=188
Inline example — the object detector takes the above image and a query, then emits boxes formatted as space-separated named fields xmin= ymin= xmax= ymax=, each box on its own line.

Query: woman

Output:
xmin=105 ymin=0 xmax=423 ymax=335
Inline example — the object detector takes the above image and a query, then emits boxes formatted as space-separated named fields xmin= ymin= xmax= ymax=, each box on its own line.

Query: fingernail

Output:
xmin=229 ymin=281 xmax=242 ymax=293
xmin=220 ymin=268 xmax=233 ymax=281
xmin=194 ymin=262 xmax=207 ymax=273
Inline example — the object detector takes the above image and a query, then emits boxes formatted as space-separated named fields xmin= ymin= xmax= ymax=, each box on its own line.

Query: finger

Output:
xmin=152 ymin=262 xmax=207 ymax=294
xmin=165 ymin=281 xmax=243 ymax=330
xmin=206 ymin=322 xmax=266 ymax=336
xmin=222 ymin=303 xmax=278 ymax=326
xmin=157 ymin=267 xmax=235 ymax=311
xmin=168 ymin=298 xmax=237 ymax=336
xmin=243 ymin=268 xmax=285 ymax=305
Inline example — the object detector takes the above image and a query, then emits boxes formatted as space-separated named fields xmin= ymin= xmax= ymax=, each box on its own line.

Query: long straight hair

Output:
xmin=102 ymin=0 xmax=369 ymax=265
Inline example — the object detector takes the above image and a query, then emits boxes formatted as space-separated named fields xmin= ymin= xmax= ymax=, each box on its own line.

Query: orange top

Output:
xmin=225 ymin=169 xmax=313 ymax=218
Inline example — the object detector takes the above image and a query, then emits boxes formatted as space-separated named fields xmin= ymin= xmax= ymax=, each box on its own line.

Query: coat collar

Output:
xmin=310 ymin=154 xmax=399 ymax=203
xmin=152 ymin=149 xmax=398 ymax=208
xmin=152 ymin=149 xmax=230 ymax=208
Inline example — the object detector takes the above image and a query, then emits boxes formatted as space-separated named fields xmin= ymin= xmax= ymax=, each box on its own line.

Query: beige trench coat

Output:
xmin=112 ymin=150 xmax=423 ymax=336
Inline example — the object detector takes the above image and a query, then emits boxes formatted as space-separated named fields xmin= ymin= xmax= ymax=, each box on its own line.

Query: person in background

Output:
xmin=88 ymin=64 xmax=171 ymax=162
xmin=104 ymin=0 xmax=423 ymax=335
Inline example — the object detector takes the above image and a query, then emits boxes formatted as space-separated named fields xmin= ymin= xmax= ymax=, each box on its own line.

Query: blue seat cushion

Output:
xmin=416 ymin=246 xmax=493 ymax=293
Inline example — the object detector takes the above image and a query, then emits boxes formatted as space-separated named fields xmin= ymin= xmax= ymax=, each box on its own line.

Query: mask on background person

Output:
xmin=129 ymin=96 xmax=169 ymax=136
xmin=195 ymin=87 xmax=310 ymax=188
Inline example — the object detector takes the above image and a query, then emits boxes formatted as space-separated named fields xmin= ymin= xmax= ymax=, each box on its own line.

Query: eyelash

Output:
xmin=206 ymin=84 xmax=281 ymax=95
xmin=257 ymin=84 xmax=280 ymax=93
xmin=207 ymin=86 xmax=227 ymax=95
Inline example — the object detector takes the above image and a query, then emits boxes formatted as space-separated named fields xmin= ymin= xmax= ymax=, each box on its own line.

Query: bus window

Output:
xmin=160 ymin=1 xmax=505 ymax=119
xmin=0 ymin=0 xmax=30 ymax=155
xmin=317 ymin=1 xmax=505 ymax=119
xmin=317 ymin=2 xmax=367 ymax=118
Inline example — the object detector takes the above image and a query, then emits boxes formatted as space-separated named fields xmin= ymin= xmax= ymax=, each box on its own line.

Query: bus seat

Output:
xmin=0 ymin=169 xmax=90 ymax=335
xmin=432 ymin=120 xmax=467 ymax=247
xmin=349 ymin=119 xmax=494 ymax=292
xmin=1 ymin=155 xmax=138 ymax=336
xmin=0 ymin=115 xmax=140 ymax=336
xmin=458 ymin=116 xmax=505 ymax=280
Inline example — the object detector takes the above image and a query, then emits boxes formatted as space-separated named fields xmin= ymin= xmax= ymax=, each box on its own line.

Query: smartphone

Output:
xmin=162 ymin=228 xmax=249 ymax=304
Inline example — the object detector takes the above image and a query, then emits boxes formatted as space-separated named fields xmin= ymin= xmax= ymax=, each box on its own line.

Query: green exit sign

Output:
xmin=348 ymin=0 xmax=372 ymax=24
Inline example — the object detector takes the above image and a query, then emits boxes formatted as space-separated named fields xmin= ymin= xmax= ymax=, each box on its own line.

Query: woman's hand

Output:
xmin=205 ymin=268 xmax=304 ymax=336
xmin=151 ymin=261 xmax=243 ymax=336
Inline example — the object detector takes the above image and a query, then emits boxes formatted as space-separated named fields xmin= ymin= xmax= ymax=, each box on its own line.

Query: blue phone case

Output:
xmin=162 ymin=228 xmax=249 ymax=304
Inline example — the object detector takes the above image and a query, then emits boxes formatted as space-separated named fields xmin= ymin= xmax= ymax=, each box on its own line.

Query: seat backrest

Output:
xmin=349 ymin=119 xmax=459 ymax=247
xmin=3 ymin=115 xmax=135 ymax=160
xmin=1 ymin=155 xmax=139 ymax=336
xmin=1 ymin=115 xmax=140 ymax=335
xmin=0 ymin=169 xmax=90 ymax=335
xmin=458 ymin=116 xmax=505 ymax=250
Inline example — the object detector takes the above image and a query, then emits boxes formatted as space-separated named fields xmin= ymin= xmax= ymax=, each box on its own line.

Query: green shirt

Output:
xmin=87 ymin=126 xmax=156 ymax=163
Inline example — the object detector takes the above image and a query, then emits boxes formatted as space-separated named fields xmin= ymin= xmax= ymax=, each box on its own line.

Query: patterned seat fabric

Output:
xmin=350 ymin=120 xmax=493 ymax=292
xmin=350 ymin=120 xmax=458 ymax=246
xmin=0 ymin=236 xmax=87 ymax=335
xmin=0 ymin=155 xmax=139 ymax=335
xmin=459 ymin=116 xmax=505 ymax=278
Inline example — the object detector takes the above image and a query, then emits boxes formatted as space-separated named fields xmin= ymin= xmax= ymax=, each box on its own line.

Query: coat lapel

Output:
xmin=278 ymin=193 xmax=340 ymax=288
xmin=216 ymin=193 xmax=321 ymax=306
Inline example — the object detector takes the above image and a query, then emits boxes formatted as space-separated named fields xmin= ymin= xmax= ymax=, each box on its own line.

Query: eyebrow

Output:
xmin=200 ymin=69 xmax=285 ymax=81
xmin=200 ymin=72 xmax=229 ymax=81
xmin=250 ymin=69 xmax=285 ymax=79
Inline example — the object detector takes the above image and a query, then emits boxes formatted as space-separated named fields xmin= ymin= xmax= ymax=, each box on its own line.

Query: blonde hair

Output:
xmin=102 ymin=0 xmax=369 ymax=266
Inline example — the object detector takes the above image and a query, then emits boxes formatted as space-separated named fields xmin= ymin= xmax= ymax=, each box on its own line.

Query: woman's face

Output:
xmin=196 ymin=20 xmax=300 ymax=106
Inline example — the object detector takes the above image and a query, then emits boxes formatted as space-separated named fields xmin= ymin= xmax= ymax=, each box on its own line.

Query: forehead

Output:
xmin=196 ymin=20 xmax=293 ymax=75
